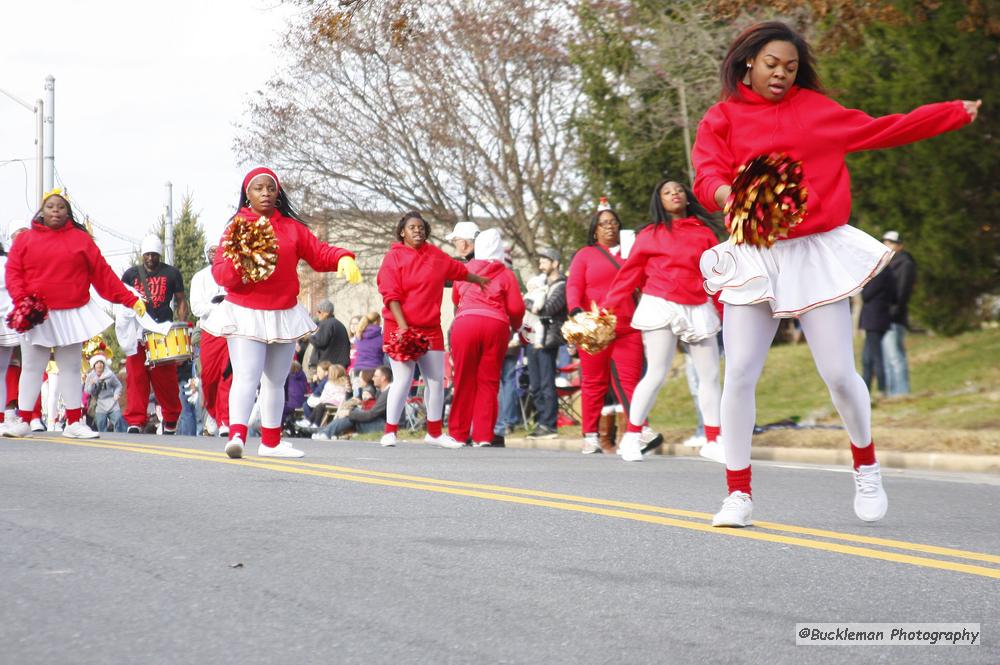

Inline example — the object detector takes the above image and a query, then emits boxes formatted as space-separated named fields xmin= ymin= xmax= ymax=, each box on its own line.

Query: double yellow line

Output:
xmin=11 ymin=435 xmax=1000 ymax=580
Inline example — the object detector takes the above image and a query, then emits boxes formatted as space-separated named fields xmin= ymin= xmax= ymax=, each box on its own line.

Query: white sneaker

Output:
xmin=224 ymin=437 xmax=245 ymax=459
xmin=699 ymin=441 xmax=726 ymax=464
xmin=294 ymin=418 xmax=313 ymax=429
xmin=619 ymin=432 xmax=643 ymax=462
xmin=218 ymin=425 xmax=230 ymax=437
xmin=2 ymin=418 xmax=30 ymax=438
xmin=258 ymin=441 xmax=305 ymax=458
xmin=581 ymin=434 xmax=601 ymax=455
xmin=472 ymin=441 xmax=492 ymax=447
xmin=639 ymin=427 xmax=664 ymax=455
xmin=712 ymin=491 xmax=753 ymax=527
xmin=425 ymin=433 xmax=464 ymax=449
xmin=683 ymin=434 xmax=707 ymax=448
xmin=62 ymin=421 xmax=99 ymax=439
xmin=30 ymin=418 xmax=45 ymax=432
xmin=311 ymin=432 xmax=330 ymax=441
xmin=204 ymin=415 xmax=218 ymax=436
xmin=854 ymin=462 xmax=888 ymax=522
xmin=380 ymin=432 xmax=397 ymax=447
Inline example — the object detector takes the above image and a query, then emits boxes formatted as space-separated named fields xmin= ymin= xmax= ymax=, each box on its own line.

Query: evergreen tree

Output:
xmin=821 ymin=0 xmax=998 ymax=334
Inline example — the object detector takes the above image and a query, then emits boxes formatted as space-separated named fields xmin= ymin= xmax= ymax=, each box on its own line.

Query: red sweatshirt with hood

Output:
xmin=692 ymin=84 xmax=971 ymax=239
xmin=377 ymin=241 xmax=469 ymax=346
xmin=6 ymin=220 xmax=138 ymax=310
xmin=452 ymin=259 xmax=524 ymax=330
xmin=212 ymin=208 xmax=354 ymax=310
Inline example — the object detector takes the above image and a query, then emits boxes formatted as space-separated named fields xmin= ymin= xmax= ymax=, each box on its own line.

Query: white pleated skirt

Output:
xmin=631 ymin=294 xmax=721 ymax=343
xmin=201 ymin=300 xmax=317 ymax=344
xmin=700 ymin=225 xmax=892 ymax=318
xmin=22 ymin=299 xmax=113 ymax=348
xmin=0 ymin=292 xmax=17 ymax=347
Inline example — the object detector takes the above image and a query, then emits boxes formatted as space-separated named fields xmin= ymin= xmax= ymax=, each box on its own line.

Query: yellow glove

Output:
xmin=337 ymin=256 xmax=363 ymax=285
xmin=132 ymin=299 xmax=147 ymax=318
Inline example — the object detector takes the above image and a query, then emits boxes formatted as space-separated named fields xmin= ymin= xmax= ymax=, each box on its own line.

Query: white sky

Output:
xmin=1 ymin=0 xmax=297 ymax=274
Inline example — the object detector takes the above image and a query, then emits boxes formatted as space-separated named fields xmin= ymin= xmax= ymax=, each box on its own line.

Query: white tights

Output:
xmin=226 ymin=337 xmax=295 ymax=429
xmin=386 ymin=351 xmax=445 ymax=426
xmin=629 ymin=328 xmax=721 ymax=429
xmin=721 ymin=299 xmax=871 ymax=470
xmin=19 ymin=342 xmax=83 ymax=412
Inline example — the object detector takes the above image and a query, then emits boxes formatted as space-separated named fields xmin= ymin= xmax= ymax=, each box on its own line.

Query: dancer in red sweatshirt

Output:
xmin=3 ymin=190 xmax=144 ymax=439
xmin=567 ymin=204 xmax=647 ymax=455
xmin=376 ymin=211 xmax=489 ymax=448
xmin=205 ymin=167 xmax=360 ymax=459
xmin=604 ymin=182 xmax=723 ymax=464
xmin=448 ymin=229 xmax=524 ymax=446
xmin=693 ymin=21 xmax=981 ymax=527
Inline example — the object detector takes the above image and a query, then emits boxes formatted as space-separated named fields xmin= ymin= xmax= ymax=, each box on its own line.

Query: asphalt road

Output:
xmin=2 ymin=433 xmax=997 ymax=665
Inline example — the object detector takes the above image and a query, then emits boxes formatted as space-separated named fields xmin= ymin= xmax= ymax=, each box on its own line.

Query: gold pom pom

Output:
xmin=725 ymin=153 xmax=808 ymax=248
xmin=561 ymin=304 xmax=617 ymax=354
xmin=221 ymin=215 xmax=279 ymax=283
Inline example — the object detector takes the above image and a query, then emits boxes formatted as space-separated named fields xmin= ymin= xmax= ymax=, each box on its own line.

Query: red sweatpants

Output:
xmin=4 ymin=365 xmax=42 ymax=418
xmin=199 ymin=331 xmax=232 ymax=426
xmin=448 ymin=315 xmax=509 ymax=443
xmin=124 ymin=348 xmax=182 ymax=427
xmin=578 ymin=329 xmax=643 ymax=434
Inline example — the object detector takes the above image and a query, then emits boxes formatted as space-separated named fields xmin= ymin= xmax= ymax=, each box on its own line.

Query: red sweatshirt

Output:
xmin=212 ymin=208 xmax=354 ymax=310
xmin=6 ymin=220 xmax=138 ymax=310
xmin=567 ymin=244 xmax=635 ymax=334
xmin=603 ymin=218 xmax=719 ymax=309
xmin=452 ymin=259 xmax=525 ymax=330
xmin=378 ymin=242 xmax=469 ymax=336
xmin=693 ymin=84 xmax=971 ymax=239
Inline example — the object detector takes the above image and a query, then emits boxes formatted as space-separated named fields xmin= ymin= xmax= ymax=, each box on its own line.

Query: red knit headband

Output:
xmin=242 ymin=167 xmax=281 ymax=193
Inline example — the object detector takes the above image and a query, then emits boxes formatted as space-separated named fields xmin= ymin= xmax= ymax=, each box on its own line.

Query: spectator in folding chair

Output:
xmin=448 ymin=229 xmax=525 ymax=447
xmin=312 ymin=365 xmax=392 ymax=440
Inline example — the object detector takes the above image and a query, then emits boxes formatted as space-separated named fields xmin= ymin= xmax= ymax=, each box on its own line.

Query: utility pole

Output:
xmin=677 ymin=79 xmax=694 ymax=188
xmin=43 ymin=75 xmax=54 ymax=192
xmin=164 ymin=181 xmax=174 ymax=264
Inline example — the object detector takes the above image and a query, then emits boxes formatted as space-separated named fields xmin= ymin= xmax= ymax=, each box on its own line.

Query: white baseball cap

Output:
xmin=140 ymin=234 xmax=163 ymax=256
xmin=882 ymin=230 xmax=900 ymax=243
xmin=445 ymin=221 xmax=480 ymax=241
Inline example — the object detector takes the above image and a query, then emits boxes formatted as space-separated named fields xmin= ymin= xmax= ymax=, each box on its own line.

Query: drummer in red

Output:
xmin=120 ymin=234 xmax=187 ymax=434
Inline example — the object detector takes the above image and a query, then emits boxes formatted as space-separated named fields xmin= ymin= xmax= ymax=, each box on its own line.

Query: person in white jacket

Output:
xmin=189 ymin=244 xmax=231 ymax=436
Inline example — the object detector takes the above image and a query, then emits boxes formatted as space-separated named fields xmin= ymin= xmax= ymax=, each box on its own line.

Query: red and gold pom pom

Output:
xmin=385 ymin=328 xmax=431 ymax=362
xmin=221 ymin=214 xmax=279 ymax=283
xmin=561 ymin=304 xmax=617 ymax=354
xmin=6 ymin=294 xmax=49 ymax=333
xmin=725 ymin=153 xmax=808 ymax=248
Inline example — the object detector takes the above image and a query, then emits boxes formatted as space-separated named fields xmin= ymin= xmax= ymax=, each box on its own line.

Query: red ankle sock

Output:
xmin=18 ymin=409 xmax=32 ymax=422
xmin=851 ymin=441 xmax=876 ymax=470
xmin=260 ymin=426 xmax=281 ymax=447
xmin=427 ymin=419 xmax=442 ymax=437
xmin=704 ymin=425 xmax=721 ymax=443
xmin=0 ymin=412 xmax=5 ymax=423
xmin=65 ymin=408 xmax=82 ymax=425
xmin=385 ymin=423 xmax=399 ymax=434
xmin=726 ymin=466 xmax=752 ymax=496
xmin=626 ymin=422 xmax=643 ymax=434
xmin=229 ymin=424 xmax=249 ymax=442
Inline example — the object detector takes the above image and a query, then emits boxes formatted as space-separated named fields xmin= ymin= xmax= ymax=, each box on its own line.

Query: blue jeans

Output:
xmin=322 ymin=415 xmax=385 ymax=437
xmin=95 ymin=407 xmax=123 ymax=433
xmin=526 ymin=346 xmax=558 ymax=430
xmin=177 ymin=384 xmax=199 ymax=436
xmin=882 ymin=323 xmax=910 ymax=396
xmin=495 ymin=353 xmax=521 ymax=435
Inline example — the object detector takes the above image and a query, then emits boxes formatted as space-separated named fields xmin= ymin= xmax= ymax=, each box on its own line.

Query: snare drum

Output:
xmin=143 ymin=322 xmax=193 ymax=366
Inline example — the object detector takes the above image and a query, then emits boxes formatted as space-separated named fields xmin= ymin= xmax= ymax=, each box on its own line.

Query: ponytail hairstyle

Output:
xmin=719 ymin=21 xmax=822 ymax=100
xmin=235 ymin=167 xmax=308 ymax=225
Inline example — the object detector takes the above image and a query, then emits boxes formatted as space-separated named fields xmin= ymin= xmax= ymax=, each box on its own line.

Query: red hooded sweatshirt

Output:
xmin=567 ymin=244 xmax=635 ymax=335
xmin=693 ymin=84 xmax=971 ymax=239
xmin=452 ymin=259 xmax=524 ymax=330
xmin=603 ymin=218 xmax=719 ymax=310
xmin=6 ymin=220 xmax=138 ymax=310
xmin=377 ymin=242 xmax=469 ymax=343
xmin=212 ymin=208 xmax=354 ymax=310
